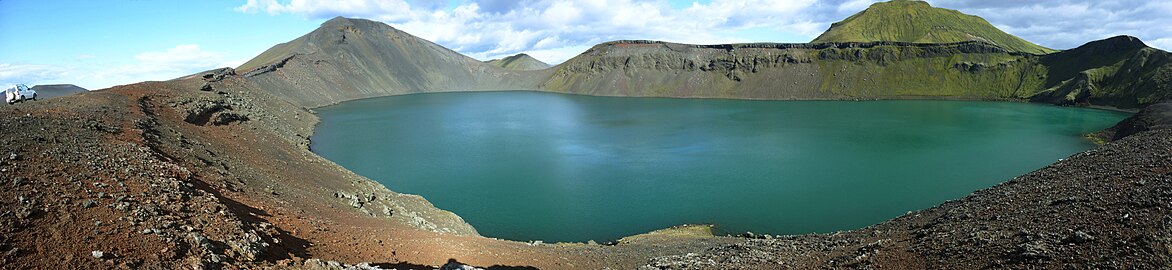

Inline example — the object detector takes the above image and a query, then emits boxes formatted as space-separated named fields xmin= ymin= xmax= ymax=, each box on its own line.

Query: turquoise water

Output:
xmin=311 ymin=91 xmax=1129 ymax=243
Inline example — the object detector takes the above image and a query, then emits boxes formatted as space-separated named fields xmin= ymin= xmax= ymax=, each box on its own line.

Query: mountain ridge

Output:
xmin=235 ymin=15 xmax=1170 ymax=110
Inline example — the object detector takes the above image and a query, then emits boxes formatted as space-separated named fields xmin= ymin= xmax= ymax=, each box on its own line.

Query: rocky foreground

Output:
xmin=0 ymin=66 xmax=1168 ymax=269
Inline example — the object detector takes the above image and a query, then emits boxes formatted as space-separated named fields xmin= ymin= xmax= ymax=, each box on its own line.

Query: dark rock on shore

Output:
xmin=1101 ymin=102 xmax=1172 ymax=140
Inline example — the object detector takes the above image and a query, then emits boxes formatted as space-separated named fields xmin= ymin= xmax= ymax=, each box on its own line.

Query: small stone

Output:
xmin=441 ymin=260 xmax=484 ymax=270
xmin=1065 ymin=231 xmax=1095 ymax=244
xmin=8 ymin=153 xmax=17 ymax=161
xmin=81 ymin=200 xmax=98 ymax=208
xmin=1015 ymin=241 xmax=1051 ymax=260
xmin=141 ymin=229 xmax=154 ymax=234
xmin=91 ymin=250 xmax=105 ymax=259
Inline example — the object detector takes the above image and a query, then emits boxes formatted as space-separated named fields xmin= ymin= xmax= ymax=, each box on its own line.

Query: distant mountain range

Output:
xmin=237 ymin=0 xmax=1171 ymax=109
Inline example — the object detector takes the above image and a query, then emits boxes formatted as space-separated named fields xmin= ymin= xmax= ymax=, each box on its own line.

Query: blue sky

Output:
xmin=2 ymin=0 xmax=1170 ymax=90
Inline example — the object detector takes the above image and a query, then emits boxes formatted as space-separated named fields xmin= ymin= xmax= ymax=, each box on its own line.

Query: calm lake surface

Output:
xmin=311 ymin=91 xmax=1129 ymax=243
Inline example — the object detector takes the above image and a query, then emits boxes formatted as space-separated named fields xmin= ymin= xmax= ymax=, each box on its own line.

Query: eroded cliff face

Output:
xmin=542 ymin=40 xmax=1046 ymax=101
xmin=541 ymin=38 xmax=1172 ymax=109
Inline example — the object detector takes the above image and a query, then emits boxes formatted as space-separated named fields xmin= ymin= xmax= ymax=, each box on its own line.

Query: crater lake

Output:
xmin=311 ymin=91 xmax=1129 ymax=243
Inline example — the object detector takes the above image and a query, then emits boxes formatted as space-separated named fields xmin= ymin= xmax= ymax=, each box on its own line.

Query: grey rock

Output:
xmin=81 ymin=200 xmax=98 ymax=208
xmin=441 ymin=261 xmax=484 ymax=270
xmin=1065 ymin=231 xmax=1095 ymax=243
xmin=1014 ymin=241 xmax=1051 ymax=260
xmin=91 ymin=250 xmax=105 ymax=259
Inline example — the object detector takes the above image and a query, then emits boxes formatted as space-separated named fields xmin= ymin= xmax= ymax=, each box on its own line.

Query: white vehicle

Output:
xmin=5 ymin=84 xmax=36 ymax=104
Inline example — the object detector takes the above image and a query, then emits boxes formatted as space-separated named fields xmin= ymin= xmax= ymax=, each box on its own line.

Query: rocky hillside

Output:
xmin=812 ymin=0 xmax=1054 ymax=54
xmin=484 ymin=53 xmax=551 ymax=71
xmin=30 ymin=84 xmax=88 ymax=99
xmin=541 ymin=40 xmax=1039 ymax=100
xmin=236 ymin=17 xmax=550 ymax=108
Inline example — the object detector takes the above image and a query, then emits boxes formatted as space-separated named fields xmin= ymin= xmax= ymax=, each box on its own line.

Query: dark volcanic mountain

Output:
xmin=484 ymin=53 xmax=551 ymax=71
xmin=237 ymin=17 xmax=550 ymax=108
xmin=812 ymin=0 xmax=1055 ymax=54
xmin=30 ymin=84 xmax=88 ymax=99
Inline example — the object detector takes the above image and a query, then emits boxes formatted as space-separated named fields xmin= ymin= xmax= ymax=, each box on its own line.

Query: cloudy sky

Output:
xmin=2 ymin=0 xmax=1170 ymax=90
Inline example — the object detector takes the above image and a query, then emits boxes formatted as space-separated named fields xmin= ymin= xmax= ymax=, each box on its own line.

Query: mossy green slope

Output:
xmin=1032 ymin=36 xmax=1172 ymax=107
xmin=543 ymin=37 xmax=1172 ymax=109
xmin=484 ymin=53 xmax=551 ymax=71
xmin=812 ymin=0 xmax=1055 ymax=54
xmin=542 ymin=41 xmax=1048 ymax=101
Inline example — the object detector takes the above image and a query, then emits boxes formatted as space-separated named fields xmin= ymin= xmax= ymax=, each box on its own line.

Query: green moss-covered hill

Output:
xmin=485 ymin=53 xmax=551 ymax=71
xmin=812 ymin=0 xmax=1055 ymax=55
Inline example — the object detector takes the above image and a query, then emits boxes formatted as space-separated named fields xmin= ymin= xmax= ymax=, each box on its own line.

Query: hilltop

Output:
xmin=812 ymin=0 xmax=1055 ymax=54
xmin=484 ymin=53 xmax=551 ymax=71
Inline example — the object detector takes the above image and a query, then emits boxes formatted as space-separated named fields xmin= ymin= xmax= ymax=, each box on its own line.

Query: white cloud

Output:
xmin=131 ymin=44 xmax=227 ymax=75
xmin=1 ymin=44 xmax=235 ymax=90
xmin=924 ymin=0 xmax=1172 ymax=50
xmin=227 ymin=0 xmax=1170 ymax=63
xmin=79 ymin=44 xmax=231 ymax=89
xmin=0 ymin=63 xmax=70 ymax=88
xmin=235 ymin=0 xmax=828 ymax=64
xmin=1152 ymin=38 xmax=1172 ymax=52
